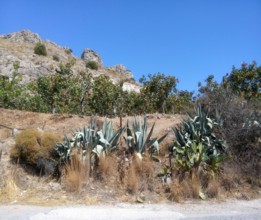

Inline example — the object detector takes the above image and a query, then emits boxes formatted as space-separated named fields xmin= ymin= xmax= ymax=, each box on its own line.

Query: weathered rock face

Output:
xmin=108 ymin=64 xmax=134 ymax=80
xmin=81 ymin=48 xmax=103 ymax=66
xmin=122 ymin=82 xmax=141 ymax=93
xmin=0 ymin=30 xmax=140 ymax=92
xmin=0 ymin=30 xmax=41 ymax=43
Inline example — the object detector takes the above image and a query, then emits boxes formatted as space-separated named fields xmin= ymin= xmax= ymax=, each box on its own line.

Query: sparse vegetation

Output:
xmin=1 ymin=59 xmax=260 ymax=204
xmin=86 ymin=60 xmax=99 ymax=70
xmin=34 ymin=42 xmax=47 ymax=56
xmin=52 ymin=54 xmax=60 ymax=62
xmin=65 ymin=48 xmax=73 ymax=54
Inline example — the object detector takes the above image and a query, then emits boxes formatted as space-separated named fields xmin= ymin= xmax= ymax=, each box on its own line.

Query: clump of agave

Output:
xmin=170 ymin=106 xmax=227 ymax=175
xmin=55 ymin=117 xmax=124 ymax=170
xmin=124 ymin=116 xmax=167 ymax=160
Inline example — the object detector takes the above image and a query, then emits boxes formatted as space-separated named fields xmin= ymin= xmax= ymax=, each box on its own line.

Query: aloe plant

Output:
xmin=170 ymin=106 xmax=227 ymax=174
xmin=124 ymin=117 xmax=167 ymax=159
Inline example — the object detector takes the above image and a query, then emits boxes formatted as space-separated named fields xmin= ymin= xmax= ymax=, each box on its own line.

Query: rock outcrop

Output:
xmin=81 ymin=48 xmax=103 ymax=67
xmin=108 ymin=64 xmax=134 ymax=80
xmin=0 ymin=30 xmax=41 ymax=43
xmin=0 ymin=30 xmax=141 ymax=92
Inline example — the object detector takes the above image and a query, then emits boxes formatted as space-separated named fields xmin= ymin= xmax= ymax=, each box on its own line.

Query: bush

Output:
xmin=86 ymin=61 xmax=99 ymax=70
xmin=10 ymin=129 xmax=61 ymax=176
xmin=65 ymin=48 xmax=73 ymax=54
xmin=52 ymin=55 xmax=60 ymax=62
xmin=34 ymin=42 xmax=47 ymax=56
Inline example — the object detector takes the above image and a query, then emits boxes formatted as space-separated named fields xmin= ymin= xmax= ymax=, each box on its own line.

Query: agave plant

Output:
xmin=54 ymin=117 xmax=124 ymax=172
xmin=124 ymin=116 xmax=167 ymax=159
xmin=170 ymin=106 xmax=227 ymax=175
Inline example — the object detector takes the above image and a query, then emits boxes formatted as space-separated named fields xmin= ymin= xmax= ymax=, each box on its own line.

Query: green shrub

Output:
xmin=86 ymin=61 xmax=99 ymax=70
xmin=52 ymin=54 xmax=60 ymax=62
xmin=65 ymin=48 xmax=73 ymax=54
xmin=34 ymin=42 xmax=47 ymax=56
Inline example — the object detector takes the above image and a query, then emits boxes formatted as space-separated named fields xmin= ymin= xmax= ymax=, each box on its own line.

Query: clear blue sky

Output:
xmin=1 ymin=0 xmax=260 ymax=92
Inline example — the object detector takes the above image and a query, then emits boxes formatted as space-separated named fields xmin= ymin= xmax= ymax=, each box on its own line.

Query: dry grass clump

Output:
xmin=126 ymin=153 xmax=155 ymax=194
xmin=0 ymin=172 xmax=20 ymax=202
xmin=205 ymin=177 xmax=219 ymax=198
xmin=10 ymin=128 xmax=42 ymax=164
xmin=169 ymin=171 xmax=221 ymax=202
xmin=97 ymin=154 xmax=117 ymax=184
xmin=63 ymin=155 xmax=89 ymax=193
xmin=10 ymin=128 xmax=61 ymax=166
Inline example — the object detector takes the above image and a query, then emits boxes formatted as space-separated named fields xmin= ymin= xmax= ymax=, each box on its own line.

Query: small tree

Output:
xmin=36 ymin=63 xmax=74 ymax=113
xmin=223 ymin=61 xmax=261 ymax=100
xmin=90 ymin=75 xmax=119 ymax=115
xmin=0 ymin=61 xmax=24 ymax=109
xmin=34 ymin=42 xmax=47 ymax=56
xmin=139 ymin=73 xmax=178 ymax=113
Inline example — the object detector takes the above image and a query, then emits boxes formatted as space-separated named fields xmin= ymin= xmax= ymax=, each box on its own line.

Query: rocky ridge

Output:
xmin=0 ymin=30 xmax=140 ymax=92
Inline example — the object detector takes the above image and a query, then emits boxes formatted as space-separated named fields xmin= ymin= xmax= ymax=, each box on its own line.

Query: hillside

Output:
xmin=0 ymin=30 xmax=140 ymax=92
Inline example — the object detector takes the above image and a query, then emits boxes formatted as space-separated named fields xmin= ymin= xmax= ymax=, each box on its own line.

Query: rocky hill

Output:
xmin=0 ymin=30 xmax=140 ymax=92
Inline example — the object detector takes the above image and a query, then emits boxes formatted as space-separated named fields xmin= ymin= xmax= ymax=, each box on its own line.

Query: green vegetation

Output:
xmin=139 ymin=73 xmax=178 ymax=113
xmin=170 ymin=106 xmax=227 ymax=175
xmin=34 ymin=42 xmax=47 ymax=56
xmin=86 ymin=60 xmax=99 ymax=70
xmin=65 ymin=48 xmax=73 ymax=54
xmin=124 ymin=117 xmax=167 ymax=157
xmin=0 ymin=61 xmax=23 ymax=109
xmin=52 ymin=54 xmax=60 ymax=62
xmin=4 ymin=60 xmax=261 ymax=201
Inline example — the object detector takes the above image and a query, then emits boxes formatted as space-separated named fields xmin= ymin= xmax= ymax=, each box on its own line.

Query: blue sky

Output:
xmin=1 ymin=0 xmax=260 ymax=92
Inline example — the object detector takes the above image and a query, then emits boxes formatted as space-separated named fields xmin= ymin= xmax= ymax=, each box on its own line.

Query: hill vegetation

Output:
xmin=0 ymin=30 xmax=260 ymax=204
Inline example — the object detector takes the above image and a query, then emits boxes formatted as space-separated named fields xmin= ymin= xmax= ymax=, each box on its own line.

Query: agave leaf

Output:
xmin=186 ymin=111 xmax=194 ymax=120
xmin=126 ymin=121 xmax=132 ymax=137
xmin=144 ymin=122 xmax=155 ymax=147
xmin=92 ymin=145 xmax=104 ymax=158
xmin=157 ymin=133 xmax=168 ymax=144
xmin=152 ymin=140 xmax=159 ymax=153
xmin=199 ymin=191 xmax=206 ymax=200
xmin=99 ymin=137 xmax=110 ymax=146
xmin=176 ymin=147 xmax=185 ymax=154
xmin=109 ymin=127 xmax=125 ymax=148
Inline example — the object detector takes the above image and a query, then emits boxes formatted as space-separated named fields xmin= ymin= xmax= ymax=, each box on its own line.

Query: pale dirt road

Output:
xmin=0 ymin=199 xmax=260 ymax=220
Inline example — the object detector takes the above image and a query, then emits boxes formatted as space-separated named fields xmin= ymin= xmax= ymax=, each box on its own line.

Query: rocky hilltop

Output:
xmin=0 ymin=30 xmax=140 ymax=92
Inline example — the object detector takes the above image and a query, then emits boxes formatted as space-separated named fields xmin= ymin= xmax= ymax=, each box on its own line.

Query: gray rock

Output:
xmin=81 ymin=48 xmax=103 ymax=66
xmin=0 ymin=30 xmax=140 ymax=93
xmin=109 ymin=64 xmax=134 ymax=79
xmin=0 ymin=29 xmax=41 ymax=43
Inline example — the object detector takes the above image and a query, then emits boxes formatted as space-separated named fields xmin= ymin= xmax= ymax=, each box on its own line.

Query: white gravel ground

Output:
xmin=0 ymin=199 xmax=260 ymax=220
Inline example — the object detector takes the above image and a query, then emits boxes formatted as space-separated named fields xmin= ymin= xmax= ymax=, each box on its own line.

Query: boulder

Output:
xmin=81 ymin=48 xmax=103 ymax=66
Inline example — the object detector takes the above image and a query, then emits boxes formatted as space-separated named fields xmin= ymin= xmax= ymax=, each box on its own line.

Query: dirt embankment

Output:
xmin=0 ymin=108 xmax=185 ymax=204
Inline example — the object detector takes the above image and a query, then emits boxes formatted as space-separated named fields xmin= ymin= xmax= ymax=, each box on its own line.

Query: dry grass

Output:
xmin=98 ymin=154 xmax=117 ymax=183
xmin=127 ymin=163 xmax=139 ymax=194
xmin=206 ymin=177 xmax=220 ymax=198
xmin=126 ymin=153 xmax=155 ymax=194
xmin=10 ymin=128 xmax=61 ymax=166
xmin=169 ymin=172 xmax=209 ymax=202
xmin=63 ymin=155 xmax=89 ymax=193
xmin=169 ymin=181 xmax=185 ymax=202
xmin=0 ymin=173 xmax=19 ymax=202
